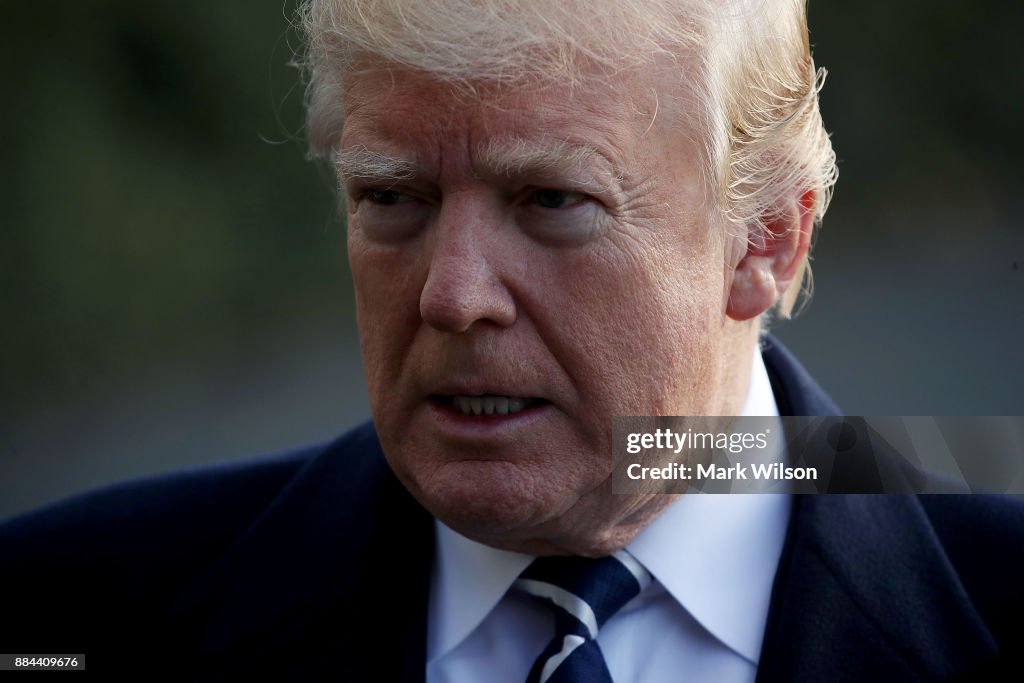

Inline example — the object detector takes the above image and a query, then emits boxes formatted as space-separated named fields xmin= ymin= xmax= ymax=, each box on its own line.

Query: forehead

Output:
xmin=338 ymin=62 xmax=680 ymax=163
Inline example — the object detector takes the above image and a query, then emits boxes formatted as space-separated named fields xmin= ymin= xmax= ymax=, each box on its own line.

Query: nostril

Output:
xmin=420 ymin=289 xmax=516 ymax=333
xmin=419 ymin=250 xmax=517 ymax=332
xmin=419 ymin=294 xmax=478 ymax=333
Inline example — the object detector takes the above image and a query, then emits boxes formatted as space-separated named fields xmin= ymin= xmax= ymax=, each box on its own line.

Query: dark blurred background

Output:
xmin=2 ymin=0 xmax=1022 ymax=519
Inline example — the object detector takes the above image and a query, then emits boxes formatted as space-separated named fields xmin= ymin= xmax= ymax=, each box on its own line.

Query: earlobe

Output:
xmin=726 ymin=253 xmax=778 ymax=321
xmin=725 ymin=190 xmax=815 ymax=322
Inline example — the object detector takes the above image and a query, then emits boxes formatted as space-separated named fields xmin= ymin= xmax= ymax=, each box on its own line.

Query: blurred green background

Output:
xmin=2 ymin=0 xmax=1022 ymax=518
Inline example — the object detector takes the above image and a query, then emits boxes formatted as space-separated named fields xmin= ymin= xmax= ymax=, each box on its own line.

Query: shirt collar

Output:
xmin=625 ymin=492 xmax=789 ymax=664
xmin=626 ymin=348 xmax=788 ymax=663
xmin=428 ymin=523 xmax=533 ymax=661
xmin=428 ymin=347 xmax=789 ymax=665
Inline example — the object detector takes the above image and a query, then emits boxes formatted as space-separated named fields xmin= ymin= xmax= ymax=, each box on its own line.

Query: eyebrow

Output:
xmin=333 ymin=137 xmax=622 ymax=190
xmin=476 ymin=137 xmax=621 ymax=191
xmin=477 ymin=137 xmax=596 ymax=176
xmin=333 ymin=146 xmax=416 ymax=183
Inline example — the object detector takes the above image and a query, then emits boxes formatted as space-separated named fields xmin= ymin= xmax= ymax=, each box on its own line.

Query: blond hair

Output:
xmin=298 ymin=0 xmax=837 ymax=316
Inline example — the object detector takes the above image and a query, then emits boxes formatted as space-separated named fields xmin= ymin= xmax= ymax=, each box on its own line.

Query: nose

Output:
xmin=419 ymin=202 xmax=516 ymax=333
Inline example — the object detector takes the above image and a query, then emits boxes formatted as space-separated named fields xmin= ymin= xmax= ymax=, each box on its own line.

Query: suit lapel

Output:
xmin=757 ymin=495 xmax=997 ymax=681
xmin=169 ymin=424 xmax=434 ymax=681
xmin=758 ymin=337 xmax=997 ymax=680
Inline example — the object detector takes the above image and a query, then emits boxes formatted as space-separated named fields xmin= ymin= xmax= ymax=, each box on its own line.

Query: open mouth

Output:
xmin=430 ymin=394 xmax=547 ymax=417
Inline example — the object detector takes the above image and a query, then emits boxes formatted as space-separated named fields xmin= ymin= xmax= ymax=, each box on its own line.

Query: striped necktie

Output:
xmin=514 ymin=550 xmax=651 ymax=683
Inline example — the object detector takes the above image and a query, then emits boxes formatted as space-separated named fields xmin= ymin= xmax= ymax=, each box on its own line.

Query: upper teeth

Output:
xmin=453 ymin=395 xmax=528 ymax=416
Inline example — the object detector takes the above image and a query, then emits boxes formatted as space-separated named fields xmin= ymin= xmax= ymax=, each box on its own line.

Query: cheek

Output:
xmin=540 ymin=239 xmax=725 ymax=417
xmin=349 ymin=234 xmax=423 ymax=392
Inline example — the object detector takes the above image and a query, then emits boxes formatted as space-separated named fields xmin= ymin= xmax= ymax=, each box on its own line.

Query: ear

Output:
xmin=726 ymin=190 xmax=815 ymax=321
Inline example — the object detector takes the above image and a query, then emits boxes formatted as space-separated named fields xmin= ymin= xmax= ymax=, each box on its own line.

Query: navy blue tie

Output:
xmin=515 ymin=550 xmax=651 ymax=683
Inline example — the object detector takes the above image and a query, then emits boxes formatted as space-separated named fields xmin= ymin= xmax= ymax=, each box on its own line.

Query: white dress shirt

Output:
xmin=427 ymin=349 xmax=789 ymax=683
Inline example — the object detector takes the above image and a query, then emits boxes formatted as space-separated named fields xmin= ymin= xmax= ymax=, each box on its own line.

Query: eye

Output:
xmin=530 ymin=188 xmax=589 ymax=209
xmin=366 ymin=189 xmax=414 ymax=206
xmin=349 ymin=187 xmax=427 ymax=244
xmin=518 ymin=187 xmax=604 ymax=247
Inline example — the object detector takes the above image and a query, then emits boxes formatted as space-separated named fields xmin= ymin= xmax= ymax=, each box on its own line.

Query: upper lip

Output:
xmin=428 ymin=382 xmax=542 ymax=400
xmin=414 ymin=345 xmax=558 ymax=404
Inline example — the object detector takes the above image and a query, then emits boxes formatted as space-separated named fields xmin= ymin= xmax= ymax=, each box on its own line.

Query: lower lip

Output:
xmin=425 ymin=399 xmax=553 ymax=441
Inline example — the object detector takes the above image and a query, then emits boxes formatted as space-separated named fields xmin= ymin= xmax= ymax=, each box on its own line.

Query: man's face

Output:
xmin=340 ymin=62 xmax=747 ymax=555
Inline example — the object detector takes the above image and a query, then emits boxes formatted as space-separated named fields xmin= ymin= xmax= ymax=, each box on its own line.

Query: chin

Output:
xmin=408 ymin=458 xmax=585 ymax=544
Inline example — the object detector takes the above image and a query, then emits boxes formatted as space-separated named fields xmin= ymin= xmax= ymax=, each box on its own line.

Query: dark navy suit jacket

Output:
xmin=2 ymin=338 xmax=1022 ymax=681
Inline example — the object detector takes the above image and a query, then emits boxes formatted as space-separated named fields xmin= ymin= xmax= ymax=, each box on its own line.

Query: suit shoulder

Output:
xmin=0 ymin=422 xmax=384 ymax=656
xmin=1 ymin=446 xmax=308 ymax=560
xmin=0 ymin=421 xmax=381 ymax=585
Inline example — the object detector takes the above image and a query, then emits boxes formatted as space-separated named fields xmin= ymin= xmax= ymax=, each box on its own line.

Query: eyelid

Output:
xmin=519 ymin=186 xmax=600 ymax=209
xmin=533 ymin=189 xmax=588 ymax=208
xmin=348 ymin=182 xmax=434 ymax=206
xmin=345 ymin=178 xmax=399 ymax=196
xmin=367 ymin=188 xmax=415 ymax=202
